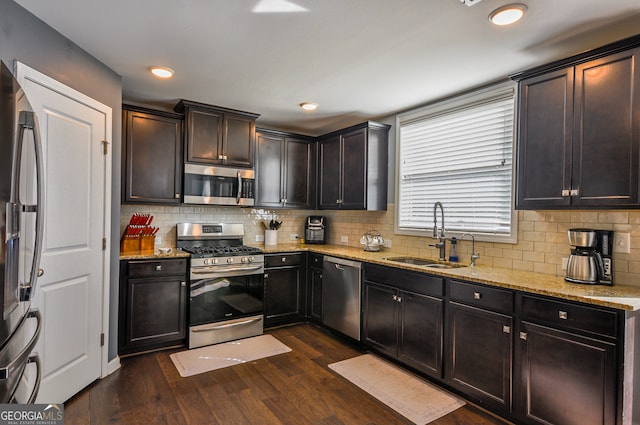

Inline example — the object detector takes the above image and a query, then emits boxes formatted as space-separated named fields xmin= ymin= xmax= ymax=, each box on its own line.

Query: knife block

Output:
xmin=120 ymin=234 xmax=140 ymax=253
xmin=140 ymin=235 xmax=155 ymax=253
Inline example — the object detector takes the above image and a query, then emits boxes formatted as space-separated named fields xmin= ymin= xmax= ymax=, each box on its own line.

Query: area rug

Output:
xmin=328 ymin=354 xmax=465 ymax=425
xmin=170 ymin=334 xmax=291 ymax=377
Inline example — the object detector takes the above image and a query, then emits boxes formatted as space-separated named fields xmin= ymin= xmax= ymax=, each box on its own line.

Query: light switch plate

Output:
xmin=561 ymin=257 xmax=568 ymax=270
xmin=613 ymin=232 xmax=631 ymax=254
xmin=340 ymin=235 xmax=349 ymax=243
xmin=290 ymin=233 xmax=299 ymax=240
xmin=383 ymin=239 xmax=392 ymax=248
xmin=154 ymin=236 xmax=161 ymax=246
xmin=256 ymin=234 xmax=265 ymax=242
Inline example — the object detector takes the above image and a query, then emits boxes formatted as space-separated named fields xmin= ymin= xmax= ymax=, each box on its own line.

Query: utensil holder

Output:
xmin=140 ymin=235 xmax=155 ymax=252
xmin=265 ymin=230 xmax=278 ymax=246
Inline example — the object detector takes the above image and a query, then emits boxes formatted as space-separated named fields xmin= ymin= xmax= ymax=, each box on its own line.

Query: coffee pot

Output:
xmin=565 ymin=229 xmax=613 ymax=285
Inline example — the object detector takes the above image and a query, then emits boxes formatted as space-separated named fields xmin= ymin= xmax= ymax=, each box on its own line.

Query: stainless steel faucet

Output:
xmin=429 ymin=202 xmax=446 ymax=260
xmin=461 ymin=232 xmax=480 ymax=267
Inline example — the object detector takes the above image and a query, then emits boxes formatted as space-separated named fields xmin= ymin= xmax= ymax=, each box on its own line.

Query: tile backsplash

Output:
xmin=120 ymin=204 xmax=640 ymax=287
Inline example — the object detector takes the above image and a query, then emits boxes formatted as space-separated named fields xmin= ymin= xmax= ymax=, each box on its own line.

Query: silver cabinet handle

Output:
xmin=520 ymin=332 xmax=527 ymax=340
xmin=503 ymin=326 xmax=511 ymax=334
xmin=155 ymin=265 xmax=162 ymax=271
xmin=264 ymin=273 xmax=269 ymax=278
xmin=175 ymin=193 xmax=180 ymax=199
xmin=562 ymin=189 xmax=570 ymax=197
xmin=570 ymin=189 xmax=578 ymax=196
xmin=559 ymin=311 xmax=568 ymax=320
xmin=181 ymin=281 xmax=186 ymax=287
xmin=281 ymin=257 xmax=287 ymax=263
xmin=473 ymin=292 xmax=481 ymax=300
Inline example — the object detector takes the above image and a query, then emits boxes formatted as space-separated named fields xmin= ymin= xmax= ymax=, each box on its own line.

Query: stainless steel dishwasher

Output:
xmin=322 ymin=256 xmax=362 ymax=340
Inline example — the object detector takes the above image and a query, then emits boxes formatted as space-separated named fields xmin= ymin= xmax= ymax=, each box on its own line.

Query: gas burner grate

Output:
xmin=182 ymin=245 xmax=263 ymax=258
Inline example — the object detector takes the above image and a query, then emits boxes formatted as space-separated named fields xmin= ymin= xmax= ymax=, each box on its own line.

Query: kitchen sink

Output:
xmin=383 ymin=257 xmax=467 ymax=269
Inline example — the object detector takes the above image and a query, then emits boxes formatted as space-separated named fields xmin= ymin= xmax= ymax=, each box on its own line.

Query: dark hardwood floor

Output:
xmin=64 ymin=324 xmax=511 ymax=425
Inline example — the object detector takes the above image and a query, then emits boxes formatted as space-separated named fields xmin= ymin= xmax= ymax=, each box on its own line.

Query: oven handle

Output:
xmin=192 ymin=265 xmax=264 ymax=275
xmin=191 ymin=317 xmax=262 ymax=332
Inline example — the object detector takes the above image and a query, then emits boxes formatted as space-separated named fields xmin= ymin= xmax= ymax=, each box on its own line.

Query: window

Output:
xmin=395 ymin=82 xmax=517 ymax=243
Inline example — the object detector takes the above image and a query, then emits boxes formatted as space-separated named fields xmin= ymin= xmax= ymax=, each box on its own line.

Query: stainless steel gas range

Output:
xmin=177 ymin=223 xmax=264 ymax=349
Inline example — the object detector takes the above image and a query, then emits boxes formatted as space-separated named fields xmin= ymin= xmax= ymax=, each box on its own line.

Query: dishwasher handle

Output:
xmin=323 ymin=256 xmax=362 ymax=270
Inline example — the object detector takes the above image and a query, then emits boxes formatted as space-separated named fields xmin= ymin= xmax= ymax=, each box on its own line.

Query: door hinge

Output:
xmin=100 ymin=333 xmax=105 ymax=346
xmin=102 ymin=140 xmax=109 ymax=155
xmin=102 ymin=238 xmax=107 ymax=250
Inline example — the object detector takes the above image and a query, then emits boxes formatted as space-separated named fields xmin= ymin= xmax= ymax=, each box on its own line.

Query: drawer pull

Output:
xmin=281 ymin=257 xmax=287 ymax=263
xmin=155 ymin=265 xmax=162 ymax=271
xmin=473 ymin=292 xmax=481 ymax=300
xmin=264 ymin=273 xmax=269 ymax=278
xmin=519 ymin=332 xmax=527 ymax=341
xmin=396 ymin=296 xmax=402 ymax=303
xmin=559 ymin=311 xmax=568 ymax=320
xmin=503 ymin=326 xmax=511 ymax=334
xmin=181 ymin=281 xmax=186 ymax=287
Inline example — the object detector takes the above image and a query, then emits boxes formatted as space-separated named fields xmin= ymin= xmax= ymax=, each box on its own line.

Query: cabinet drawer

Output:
xmin=308 ymin=253 xmax=324 ymax=268
xmin=521 ymin=295 xmax=618 ymax=338
xmin=265 ymin=253 xmax=303 ymax=268
xmin=127 ymin=259 xmax=187 ymax=277
xmin=449 ymin=280 xmax=513 ymax=314
xmin=364 ymin=264 xmax=443 ymax=298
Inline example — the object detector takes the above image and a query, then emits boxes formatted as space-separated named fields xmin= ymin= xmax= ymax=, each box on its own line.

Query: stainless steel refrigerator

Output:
xmin=0 ymin=60 xmax=44 ymax=403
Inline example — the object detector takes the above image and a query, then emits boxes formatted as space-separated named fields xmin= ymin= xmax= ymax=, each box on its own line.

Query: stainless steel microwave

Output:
xmin=183 ymin=163 xmax=255 ymax=206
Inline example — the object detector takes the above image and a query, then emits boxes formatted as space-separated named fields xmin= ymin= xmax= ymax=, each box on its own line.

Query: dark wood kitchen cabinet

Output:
xmin=363 ymin=264 xmax=444 ymax=378
xmin=318 ymin=121 xmax=390 ymax=210
xmin=513 ymin=294 xmax=621 ymax=425
xmin=174 ymin=100 xmax=259 ymax=168
xmin=514 ymin=42 xmax=640 ymax=209
xmin=264 ymin=253 xmax=304 ymax=327
xmin=118 ymin=258 xmax=188 ymax=356
xmin=255 ymin=129 xmax=316 ymax=209
xmin=307 ymin=253 xmax=323 ymax=323
xmin=445 ymin=280 xmax=513 ymax=414
xmin=122 ymin=105 xmax=182 ymax=204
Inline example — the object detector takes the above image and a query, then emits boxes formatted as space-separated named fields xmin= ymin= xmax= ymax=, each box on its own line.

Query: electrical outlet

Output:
xmin=383 ymin=239 xmax=392 ymax=248
xmin=613 ymin=232 xmax=631 ymax=254
xmin=340 ymin=235 xmax=349 ymax=243
xmin=561 ymin=257 xmax=568 ymax=270
xmin=154 ymin=236 xmax=162 ymax=246
xmin=290 ymin=233 xmax=299 ymax=241
xmin=256 ymin=234 xmax=265 ymax=242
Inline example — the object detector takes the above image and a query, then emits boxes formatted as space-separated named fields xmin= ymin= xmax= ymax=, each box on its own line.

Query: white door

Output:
xmin=16 ymin=62 xmax=112 ymax=403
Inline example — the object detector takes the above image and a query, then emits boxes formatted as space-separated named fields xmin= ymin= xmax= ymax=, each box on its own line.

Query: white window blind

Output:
xmin=397 ymin=83 xmax=516 ymax=241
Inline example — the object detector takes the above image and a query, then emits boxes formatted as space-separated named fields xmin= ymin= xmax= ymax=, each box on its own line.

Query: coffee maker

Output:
xmin=305 ymin=216 xmax=327 ymax=244
xmin=565 ymin=229 xmax=613 ymax=285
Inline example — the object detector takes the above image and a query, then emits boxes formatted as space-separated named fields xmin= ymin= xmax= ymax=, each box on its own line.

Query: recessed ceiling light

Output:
xmin=300 ymin=102 xmax=319 ymax=111
xmin=150 ymin=66 xmax=175 ymax=79
xmin=489 ymin=4 xmax=527 ymax=26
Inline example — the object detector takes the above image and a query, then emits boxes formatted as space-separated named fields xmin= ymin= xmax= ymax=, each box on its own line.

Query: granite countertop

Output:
xmin=120 ymin=243 xmax=640 ymax=311
xmin=261 ymin=243 xmax=640 ymax=311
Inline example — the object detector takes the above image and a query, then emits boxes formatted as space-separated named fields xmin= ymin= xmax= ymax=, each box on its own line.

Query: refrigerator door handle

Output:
xmin=0 ymin=309 xmax=42 ymax=381
xmin=16 ymin=110 xmax=45 ymax=302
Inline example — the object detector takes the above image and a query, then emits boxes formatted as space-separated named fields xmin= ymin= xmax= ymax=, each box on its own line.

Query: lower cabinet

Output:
xmin=307 ymin=253 xmax=323 ymax=323
xmin=264 ymin=253 xmax=304 ymax=327
xmin=445 ymin=280 xmax=513 ymax=413
xmin=118 ymin=258 xmax=188 ymax=356
xmin=363 ymin=264 xmax=444 ymax=378
xmin=514 ymin=295 xmax=621 ymax=425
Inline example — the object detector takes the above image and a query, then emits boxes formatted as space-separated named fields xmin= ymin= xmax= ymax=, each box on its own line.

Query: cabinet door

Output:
xmin=572 ymin=47 xmax=640 ymax=207
xmin=517 ymin=322 xmax=617 ymax=425
xmin=284 ymin=137 xmax=315 ymax=209
xmin=363 ymin=281 xmax=397 ymax=358
xmin=264 ymin=267 xmax=302 ymax=327
xmin=307 ymin=267 xmax=323 ymax=322
xmin=123 ymin=110 xmax=182 ymax=204
xmin=516 ymin=69 xmax=573 ymax=209
xmin=318 ymin=135 xmax=342 ymax=209
xmin=447 ymin=302 xmax=512 ymax=412
xmin=223 ymin=113 xmax=255 ymax=168
xmin=341 ymin=128 xmax=367 ymax=209
xmin=185 ymin=107 xmax=223 ymax=164
xmin=398 ymin=290 xmax=443 ymax=378
xmin=255 ymin=131 xmax=284 ymax=207
xmin=123 ymin=275 xmax=187 ymax=352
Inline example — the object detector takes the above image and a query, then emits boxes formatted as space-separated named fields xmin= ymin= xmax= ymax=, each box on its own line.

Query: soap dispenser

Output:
xmin=449 ymin=237 xmax=459 ymax=262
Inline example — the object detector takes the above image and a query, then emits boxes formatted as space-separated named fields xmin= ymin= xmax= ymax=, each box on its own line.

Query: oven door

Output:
xmin=189 ymin=273 xmax=263 ymax=327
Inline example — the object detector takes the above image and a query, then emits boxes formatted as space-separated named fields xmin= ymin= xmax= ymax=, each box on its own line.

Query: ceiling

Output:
xmin=15 ymin=0 xmax=640 ymax=135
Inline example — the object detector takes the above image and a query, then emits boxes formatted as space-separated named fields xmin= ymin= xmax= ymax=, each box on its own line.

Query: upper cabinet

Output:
xmin=514 ymin=39 xmax=640 ymax=209
xmin=255 ymin=129 xmax=316 ymax=209
xmin=174 ymin=100 xmax=259 ymax=168
xmin=318 ymin=121 xmax=390 ymax=210
xmin=122 ymin=105 xmax=182 ymax=204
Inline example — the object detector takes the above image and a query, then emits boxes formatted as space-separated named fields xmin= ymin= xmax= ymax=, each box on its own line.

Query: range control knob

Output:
xmin=227 ymin=257 xmax=234 ymax=264
xmin=248 ymin=256 xmax=255 ymax=263
xmin=204 ymin=259 xmax=211 ymax=265
xmin=241 ymin=257 xmax=248 ymax=263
